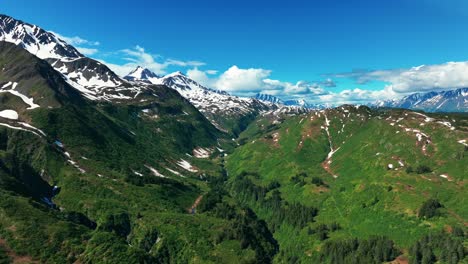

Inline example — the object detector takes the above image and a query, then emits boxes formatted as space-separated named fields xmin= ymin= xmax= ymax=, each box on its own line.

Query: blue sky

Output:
xmin=2 ymin=0 xmax=468 ymax=104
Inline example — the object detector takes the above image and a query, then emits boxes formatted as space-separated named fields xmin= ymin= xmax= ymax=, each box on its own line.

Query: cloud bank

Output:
xmin=52 ymin=31 xmax=467 ymax=106
xmin=102 ymin=45 xmax=205 ymax=76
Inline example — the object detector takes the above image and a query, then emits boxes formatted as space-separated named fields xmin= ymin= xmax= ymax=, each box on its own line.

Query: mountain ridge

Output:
xmin=371 ymin=88 xmax=468 ymax=112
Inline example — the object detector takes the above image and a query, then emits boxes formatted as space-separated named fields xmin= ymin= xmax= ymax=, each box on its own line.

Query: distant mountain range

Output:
xmin=0 ymin=13 xmax=467 ymax=264
xmin=256 ymin=88 xmax=468 ymax=113
xmin=370 ymin=88 xmax=468 ymax=112
xmin=254 ymin=93 xmax=331 ymax=110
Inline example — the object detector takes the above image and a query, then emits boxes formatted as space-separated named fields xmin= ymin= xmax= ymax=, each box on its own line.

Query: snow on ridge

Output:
xmin=193 ymin=147 xmax=212 ymax=158
xmin=0 ymin=82 xmax=40 ymax=109
xmin=145 ymin=165 xmax=166 ymax=178
xmin=165 ymin=167 xmax=186 ymax=178
xmin=176 ymin=159 xmax=198 ymax=173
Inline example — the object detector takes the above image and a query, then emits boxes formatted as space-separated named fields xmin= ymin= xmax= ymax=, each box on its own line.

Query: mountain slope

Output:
xmin=123 ymin=66 xmax=160 ymax=82
xmin=373 ymin=88 xmax=468 ymax=112
xmin=0 ymin=14 xmax=124 ymax=100
xmin=226 ymin=106 xmax=467 ymax=262
xmin=255 ymin=93 xmax=283 ymax=104
xmin=125 ymin=67 xmax=276 ymax=134
xmin=0 ymin=14 xmax=277 ymax=134
xmin=0 ymin=40 xmax=282 ymax=263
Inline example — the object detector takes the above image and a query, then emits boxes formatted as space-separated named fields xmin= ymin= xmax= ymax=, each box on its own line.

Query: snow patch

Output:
xmin=0 ymin=109 xmax=18 ymax=120
xmin=193 ymin=147 xmax=212 ymax=158
xmin=176 ymin=159 xmax=198 ymax=173
xmin=145 ymin=165 xmax=166 ymax=178
xmin=458 ymin=139 xmax=467 ymax=147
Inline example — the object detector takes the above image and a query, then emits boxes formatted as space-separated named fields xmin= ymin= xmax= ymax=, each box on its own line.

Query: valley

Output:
xmin=0 ymin=13 xmax=466 ymax=264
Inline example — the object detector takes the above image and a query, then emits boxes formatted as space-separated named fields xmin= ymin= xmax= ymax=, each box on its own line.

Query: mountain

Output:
xmin=372 ymin=88 xmax=468 ymax=112
xmin=0 ymin=14 xmax=466 ymax=264
xmin=228 ymin=105 xmax=467 ymax=263
xmin=0 ymin=14 xmax=81 ymax=59
xmin=124 ymin=67 xmax=276 ymax=134
xmin=0 ymin=40 xmax=276 ymax=263
xmin=0 ymin=14 xmax=311 ymax=134
xmin=123 ymin=66 xmax=160 ymax=82
xmin=255 ymin=93 xmax=283 ymax=104
xmin=0 ymin=14 xmax=124 ymax=100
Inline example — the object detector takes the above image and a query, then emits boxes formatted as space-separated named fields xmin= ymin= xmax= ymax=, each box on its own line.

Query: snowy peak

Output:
xmin=0 ymin=14 xmax=82 ymax=60
xmin=255 ymin=93 xmax=283 ymax=104
xmin=284 ymin=99 xmax=307 ymax=107
xmin=370 ymin=88 xmax=468 ymax=112
xmin=123 ymin=66 xmax=160 ymax=81
xmin=0 ymin=14 xmax=125 ymax=93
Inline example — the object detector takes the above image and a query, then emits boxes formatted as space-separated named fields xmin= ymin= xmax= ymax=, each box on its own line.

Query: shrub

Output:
xmin=311 ymin=177 xmax=327 ymax=187
xmin=416 ymin=165 xmax=432 ymax=174
xmin=418 ymin=199 xmax=443 ymax=219
xmin=406 ymin=166 xmax=414 ymax=174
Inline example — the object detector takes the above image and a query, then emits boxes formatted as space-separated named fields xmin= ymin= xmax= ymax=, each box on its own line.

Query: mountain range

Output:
xmin=371 ymin=88 xmax=468 ymax=112
xmin=0 ymin=13 xmax=466 ymax=264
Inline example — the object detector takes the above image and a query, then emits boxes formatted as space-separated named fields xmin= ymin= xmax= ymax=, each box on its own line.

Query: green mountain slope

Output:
xmin=225 ymin=106 xmax=467 ymax=263
xmin=0 ymin=42 xmax=278 ymax=263
xmin=0 ymin=40 xmax=466 ymax=263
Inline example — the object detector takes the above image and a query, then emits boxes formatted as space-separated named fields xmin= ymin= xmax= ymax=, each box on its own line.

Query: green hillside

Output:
xmin=0 ymin=42 xmax=276 ymax=263
xmin=0 ymin=41 xmax=466 ymax=263
xmin=225 ymin=106 xmax=467 ymax=263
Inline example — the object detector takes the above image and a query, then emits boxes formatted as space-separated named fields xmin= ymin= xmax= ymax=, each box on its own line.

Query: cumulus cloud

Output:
xmin=187 ymin=67 xmax=218 ymax=88
xmin=214 ymin=66 xmax=272 ymax=92
xmin=102 ymin=45 xmax=205 ymax=76
xmin=51 ymin=31 xmax=100 ymax=56
xmin=76 ymin=47 xmax=99 ymax=56
xmin=320 ymin=78 xmax=337 ymax=87
xmin=334 ymin=61 xmax=468 ymax=93
xmin=188 ymin=66 xmax=333 ymax=99
xmin=52 ymin=32 xmax=100 ymax=46
xmin=263 ymin=79 xmax=328 ymax=96
xmin=314 ymin=87 xmax=397 ymax=105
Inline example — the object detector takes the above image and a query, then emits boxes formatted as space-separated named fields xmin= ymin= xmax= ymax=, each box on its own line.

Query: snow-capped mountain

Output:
xmin=0 ymin=14 xmax=279 ymax=133
xmin=372 ymin=88 xmax=468 ymax=112
xmin=0 ymin=14 xmax=123 ymax=100
xmin=255 ymin=93 xmax=329 ymax=110
xmin=123 ymin=66 xmax=160 ymax=82
xmin=123 ymin=67 xmax=276 ymax=131
xmin=255 ymin=93 xmax=283 ymax=104
xmin=0 ymin=14 xmax=81 ymax=60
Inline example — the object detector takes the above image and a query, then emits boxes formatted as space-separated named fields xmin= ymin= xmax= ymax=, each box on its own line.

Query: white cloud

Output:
xmin=51 ymin=32 xmax=100 ymax=46
xmin=205 ymin=70 xmax=218 ymax=75
xmin=336 ymin=61 xmax=468 ymax=94
xmin=263 ymin=79 xmax=328 ymax=96
xmin=314 ymin=87 xmax=396 ymax=105
xmin=187 ymin=66 xmax=333 ymax=99
xmin=214 ymin=66 xmax=272 ymax=92
xmin=187 ymin=67 xmax=217 ymax=88
xmin=101 ymin=45 xmax=205 ymax=76
xmin=76 ymin=47 xmax=99 ymax=56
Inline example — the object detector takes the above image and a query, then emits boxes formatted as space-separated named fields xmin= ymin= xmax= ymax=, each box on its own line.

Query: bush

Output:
xmin=418 ymin=199 xmax=443 ymax=219
xmin=406 ymin=166 xmax=414 ymax=174
xmin=100 ymin=212 xmax=131 ymax=238
xmin=311 ymin=177 xmax=327 ymax=187
xmin=416 ymin=165 xmax=432 ymax=174
xmin=0 ymin=247 xmax=10 ymax=264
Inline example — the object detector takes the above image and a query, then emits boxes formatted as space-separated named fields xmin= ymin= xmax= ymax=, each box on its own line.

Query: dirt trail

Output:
xmin=188 ymin=195 xmax=203 ymax=214
xmin=0 ymin=238 xmax=37 ymax=264
xmin=391 ymin=255 xmax=409 ymax=264
xmin=447 ymin=209 xmax=468 ymax=226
